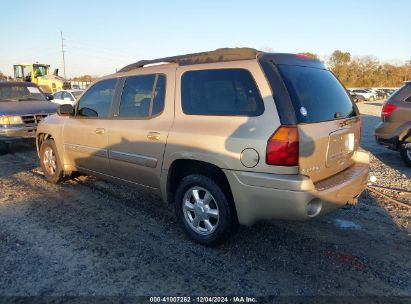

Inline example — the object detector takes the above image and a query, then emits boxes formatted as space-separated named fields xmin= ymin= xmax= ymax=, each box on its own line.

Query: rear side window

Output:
xmin=387 ymin=83 xmax=411 ymax=103
xmin=181 ymin=69 xmax=264 ymax=116
xmin=77 ymin=79 xmax=117 ymax=118
xmin=119 ymin=74 xmax=166 ymax=118
xmin=277 ymin=65 xmax=356 ymax=123
xmin=63 ymin=91 xmax=74 ymax=101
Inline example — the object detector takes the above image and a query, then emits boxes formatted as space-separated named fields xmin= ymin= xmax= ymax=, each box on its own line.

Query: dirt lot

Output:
xmin=0 ymin=101 xmax=410 ymax=297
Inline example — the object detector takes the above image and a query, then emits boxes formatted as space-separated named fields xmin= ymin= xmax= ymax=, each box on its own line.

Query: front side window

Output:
xmin=118 ymin=74 xmax=166 ymax=118
xmin=77 ymin=79 xmax=117 ymax=118
xmin=181 ymin=69 xmax=264 ymax=116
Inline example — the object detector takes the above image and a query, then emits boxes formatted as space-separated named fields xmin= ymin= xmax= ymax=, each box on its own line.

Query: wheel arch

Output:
xmin=165 ymin=159 xmax=237 ymax=219
xmin=398 ymin=126 xmax=411 ymax=143
xmin=36 ymin=132 xmax=55 ymax=156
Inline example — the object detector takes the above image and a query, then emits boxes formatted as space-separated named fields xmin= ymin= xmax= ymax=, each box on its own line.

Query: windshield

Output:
xmin=0 ymin=85 xmax=47 ymax=102
xmin=277 ymin=65 xmax=356 ymax=123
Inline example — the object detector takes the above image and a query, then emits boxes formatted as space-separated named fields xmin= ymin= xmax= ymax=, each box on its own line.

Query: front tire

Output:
xmin=175 ymin=174 xmax=236 ymax=246
xmin=39 ymin=139 xmax=67 ymax=183
xmin=400 ymin=142 xmax=411 ymax=167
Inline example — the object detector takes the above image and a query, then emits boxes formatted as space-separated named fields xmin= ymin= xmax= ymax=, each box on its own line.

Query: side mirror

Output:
xmin=46 ymin=94 xmax=54 ymax=101
xmin=57 ymin=104 xmax=74 ymax=116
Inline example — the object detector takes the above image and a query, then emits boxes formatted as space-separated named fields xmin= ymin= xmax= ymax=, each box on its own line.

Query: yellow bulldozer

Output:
xmin=13 ymin=63 xmax=71 ymax=94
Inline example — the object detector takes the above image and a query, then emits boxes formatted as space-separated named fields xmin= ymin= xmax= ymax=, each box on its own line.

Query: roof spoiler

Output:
xmin=259 ymin=53 xmax=326 ymax=69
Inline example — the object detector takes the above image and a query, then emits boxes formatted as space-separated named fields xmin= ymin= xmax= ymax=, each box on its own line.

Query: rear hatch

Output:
xmin=261 ymin=55 xmax=361 ymax=183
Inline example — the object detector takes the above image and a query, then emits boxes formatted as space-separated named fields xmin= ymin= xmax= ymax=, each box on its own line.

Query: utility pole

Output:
xmin=60 ymin=31 xmax=66 ymax=78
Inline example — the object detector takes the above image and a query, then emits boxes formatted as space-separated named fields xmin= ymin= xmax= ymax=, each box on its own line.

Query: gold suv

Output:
xmin=36 ymin=48 xmax=369 ymax=246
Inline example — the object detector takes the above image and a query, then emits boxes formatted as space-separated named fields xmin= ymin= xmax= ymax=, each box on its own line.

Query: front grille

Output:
xmin=21 ymin=114 xmax=49 ymax=127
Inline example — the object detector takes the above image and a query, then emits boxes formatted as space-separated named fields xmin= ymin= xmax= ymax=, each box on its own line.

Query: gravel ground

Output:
xmin=0 ymin=101 xmax=410 ymax=298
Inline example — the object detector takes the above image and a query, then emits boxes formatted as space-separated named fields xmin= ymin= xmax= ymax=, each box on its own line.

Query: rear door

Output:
xmin=275 ymin=63 xmax=361 ymax=183
xmin=107 ymin=70 xmax=174 ymax=189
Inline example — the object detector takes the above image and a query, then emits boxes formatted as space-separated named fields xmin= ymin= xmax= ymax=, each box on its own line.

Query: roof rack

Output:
xmin=119 ymin=48 xmax=260 ymax=72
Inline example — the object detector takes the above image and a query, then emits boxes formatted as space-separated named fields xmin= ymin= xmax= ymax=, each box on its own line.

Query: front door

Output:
xmin=63 ymin=78 xmax=118 ymax=175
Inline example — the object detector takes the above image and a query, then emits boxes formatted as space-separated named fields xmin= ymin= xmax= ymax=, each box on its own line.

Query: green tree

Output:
xmin=329 ymin=50 xmax=351 ymax=68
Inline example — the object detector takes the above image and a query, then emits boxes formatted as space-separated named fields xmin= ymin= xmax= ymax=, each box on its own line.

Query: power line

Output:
xmin=65 ymin=45 xmax=132 ymax=61
xmin=65 ymin=38 xmax=139 ymax=58
xmin=65 ymin=48 xmax=130 ymax=63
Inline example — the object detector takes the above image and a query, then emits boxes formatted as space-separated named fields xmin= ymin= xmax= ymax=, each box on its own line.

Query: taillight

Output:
xmin=381 ymin=103 xmax=397 ymax=119
xmin=266 ymin=126 xmax=299 ymax=166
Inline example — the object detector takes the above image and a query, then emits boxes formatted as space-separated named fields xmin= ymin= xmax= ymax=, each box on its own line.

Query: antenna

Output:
xmin=60 ymin=31 xmax=66 ymax=78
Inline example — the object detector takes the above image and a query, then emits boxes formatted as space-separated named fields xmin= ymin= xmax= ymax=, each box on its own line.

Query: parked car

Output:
xmin=375 ymin=81 xmax=411 ymax=166
xmin=0 ymin=82 xmax=58 ymax=154
xmin=349 ymin=91 xmax=366 ymax=103
xmin=352 ymin=89 xmax=377 ymax=101
xmin=372 ymin=89 xmax=388 ymax=100
xmin=52 ymin=89 xmax=84 ymax=106
xmin=36 ymin=48 xmax=369 ymax=245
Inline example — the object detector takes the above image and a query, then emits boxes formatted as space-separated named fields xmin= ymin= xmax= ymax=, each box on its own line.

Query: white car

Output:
xmin=52 ymin=90 xmax=84 ymax=106
xmin=351 ymin=89 xmax=377 ymax=101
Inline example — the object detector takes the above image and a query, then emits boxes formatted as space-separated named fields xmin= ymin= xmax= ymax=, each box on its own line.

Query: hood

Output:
xmin=0 ymin=100 xmax=58 ymax=116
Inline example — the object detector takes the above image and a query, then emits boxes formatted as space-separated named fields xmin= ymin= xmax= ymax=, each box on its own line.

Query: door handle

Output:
xmin=147 ymin=132 xmax=160 ymax=141
xmin=95 ymin=128 xmax=105 ymax=135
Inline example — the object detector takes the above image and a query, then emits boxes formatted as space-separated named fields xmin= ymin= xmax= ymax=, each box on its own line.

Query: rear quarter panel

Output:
xmin=163 ymin=60 xmax=298 ymax=175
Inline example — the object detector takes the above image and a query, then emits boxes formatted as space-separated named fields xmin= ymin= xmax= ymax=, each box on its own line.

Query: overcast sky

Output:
xmin=1 ymin=0 xmax=410 ymax=78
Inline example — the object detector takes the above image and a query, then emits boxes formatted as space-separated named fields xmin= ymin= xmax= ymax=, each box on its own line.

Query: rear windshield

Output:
xmin=277 ymin=65 xmax=356 ymax=123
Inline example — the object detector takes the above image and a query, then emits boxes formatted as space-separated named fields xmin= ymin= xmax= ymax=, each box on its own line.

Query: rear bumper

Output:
xmin=0 ymin=126 xmax=37 ymax=141
xmin=224 ymin=151 xmax=369 ymax=226
xmin=375 ymin=135 xmax=399 ymax=150
xmin=375 ymin=122 xmax=399 ymax=150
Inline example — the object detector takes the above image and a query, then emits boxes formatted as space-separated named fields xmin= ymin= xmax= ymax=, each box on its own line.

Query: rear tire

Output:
xmin=175 ymin=174 xmax=237 ymax=246
xmin=0 ymin=141 xmax=9 ymax=155
xmin=400 ymin=142 xmax=411 ymax=167
xmin=39 ymin=139 xmax=68 ymax=183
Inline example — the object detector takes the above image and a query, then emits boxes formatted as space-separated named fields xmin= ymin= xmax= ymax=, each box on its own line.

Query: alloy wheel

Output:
xmin=43 ymin=147 xmax=57 ymax=175
xmin=182 ymin=186 xmax=219 ymax=235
